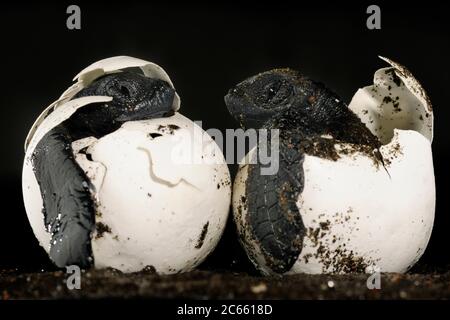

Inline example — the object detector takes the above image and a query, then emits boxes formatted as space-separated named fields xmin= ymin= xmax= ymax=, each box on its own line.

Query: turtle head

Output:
xmin=74 ymin=71 xmax=176 ymax=122
xmin=225 ymin=68 xmax=349 ymax=130
xmin=225 ymin=69 xmax=300 ymax=129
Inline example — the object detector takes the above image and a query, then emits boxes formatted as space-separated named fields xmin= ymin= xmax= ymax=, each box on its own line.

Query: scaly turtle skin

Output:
xmin=225 ymin=69 xmax=381 ymax=274
xmin=32 ymin=72 xmax=175 ymax=268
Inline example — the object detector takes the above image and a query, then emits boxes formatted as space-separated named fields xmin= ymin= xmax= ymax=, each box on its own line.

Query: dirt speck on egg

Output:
xmin=95 ymin=222 xmax=112 ymax=239
xmin=195 ymin=222 xmax=210 ymax=249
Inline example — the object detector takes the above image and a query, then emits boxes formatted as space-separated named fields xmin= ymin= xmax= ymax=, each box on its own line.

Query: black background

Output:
xmin=0 ymin=1 xmax=448 ymax=272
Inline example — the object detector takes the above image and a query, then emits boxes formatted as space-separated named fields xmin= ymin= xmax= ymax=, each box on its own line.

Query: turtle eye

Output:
xmin=264 ymin=80 xmax=293 ymax=105
xmin=104 ymin=80 xmax=136 ymax=100
xmin=265 ymin=81 xmax=282 ymax=101
xmin=119 ymin=84 xmax=131 ymax=97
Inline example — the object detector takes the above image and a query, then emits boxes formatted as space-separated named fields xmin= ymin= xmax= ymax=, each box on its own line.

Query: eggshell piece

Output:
xmin=232 ymin=153 xmax=269 ymax=274
xmin=25 ymin=96 xmax=112 ymax=155
xmin=348 ymin=56 xmax=433 ymax=144
xmin=290 ymin=129 xmax=435 ymax=274
xmin=74 ymin=113 xmax=231 ymax=273
xmin=22 ymin=158 xmax=51 ymax=250
xmin=22 ymin=96 xmax=113 ymax=251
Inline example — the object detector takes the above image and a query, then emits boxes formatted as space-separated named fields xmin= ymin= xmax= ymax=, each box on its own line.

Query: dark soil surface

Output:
xmin=1 ymin=267 xmax=449 ymax=300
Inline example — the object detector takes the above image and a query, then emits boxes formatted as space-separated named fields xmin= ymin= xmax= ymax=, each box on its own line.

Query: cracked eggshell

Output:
xmin=75 ymin=113 xmax=231 ymax=273
xmin=23 ymin=96 xmax=113 ymax=250
xmin=233 ymin=57 xmax=435 ymax=274
xmin=23 ymin=56 xmax=230 ymax=273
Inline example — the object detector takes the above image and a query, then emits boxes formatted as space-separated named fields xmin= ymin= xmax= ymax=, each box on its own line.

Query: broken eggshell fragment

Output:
xmin=232 ymin=57 xmax=435 ymax=275
xmin=22 ymin=56 xmax=231 ymax=273
xmin=74 ymin=113 xmax=231 ymax=273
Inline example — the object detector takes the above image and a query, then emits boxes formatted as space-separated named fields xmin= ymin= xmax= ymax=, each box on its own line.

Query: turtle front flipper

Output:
xmin=244 ymin=134 xmax=306 ymax=274
xmin=32 ymin=124 xmax=95 ymax=268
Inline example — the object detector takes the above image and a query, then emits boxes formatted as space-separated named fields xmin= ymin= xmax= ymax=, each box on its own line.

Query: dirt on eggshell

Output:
xmin=195 ymin=222 xmax=209 ymax=249
xmin=303 ymin=209 xmax=376 ymax=274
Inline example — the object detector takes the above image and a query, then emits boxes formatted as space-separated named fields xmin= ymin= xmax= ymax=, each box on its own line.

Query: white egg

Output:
xmin=22 ymin=56 xmax=231 ymax=273
xmin=232 ymin=57 xmax=435 ymax=275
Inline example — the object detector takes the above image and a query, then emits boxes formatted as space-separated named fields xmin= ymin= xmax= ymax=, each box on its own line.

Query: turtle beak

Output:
xmin=225 ymin=87 xmax=274 ymax=129
xmin=116 ymin=83 xmax=176 ymax=122
xmin=224 ymin=87 xmax=250 ymax=119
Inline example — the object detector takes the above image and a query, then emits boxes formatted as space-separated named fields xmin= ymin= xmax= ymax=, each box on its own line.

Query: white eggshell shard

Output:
xmin=23 ymin=96 xmax=113 ymax=250
xmin=74 ymin=113 xmax=230 ymax=273
xmin=291 ymin=129 xmax=434 ymax=274
xmin=348 ymin=56 xmax=433 ymax=144
xmin=233 ymin=57 xmax=435 ymax=275
xmin=232 ymin=153 xmax=269 ymax=273
xmin=26 ymin=96 xmax=113 ymax=156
